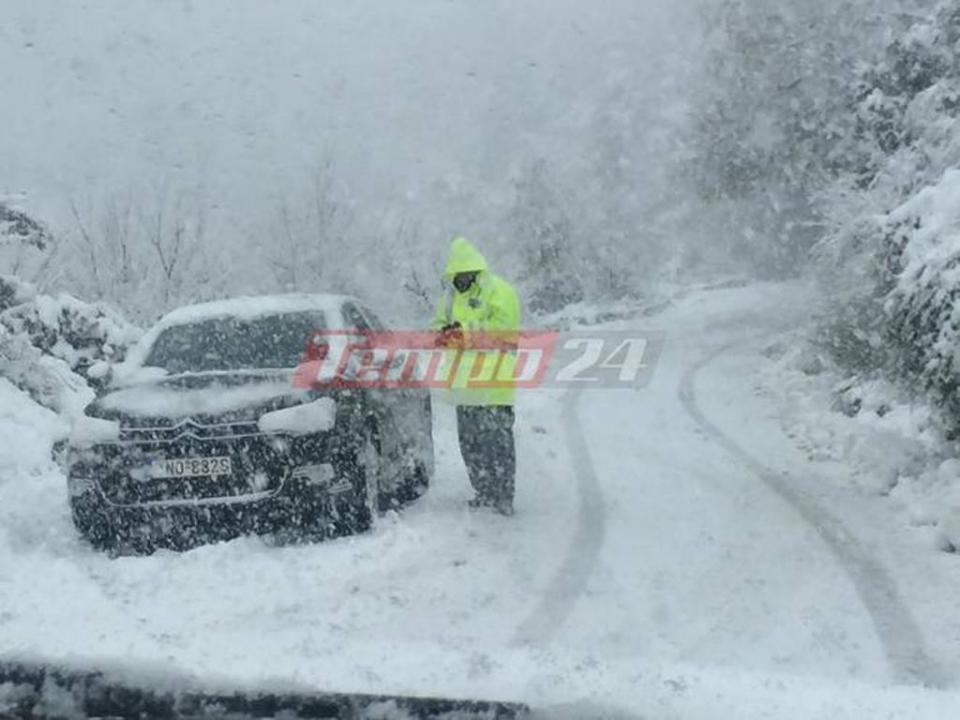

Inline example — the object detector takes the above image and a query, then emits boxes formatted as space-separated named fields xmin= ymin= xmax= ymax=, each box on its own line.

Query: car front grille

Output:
xmin=96 ymin=421 xmax=290 ymax=506
xmin=119 ymin=418 xmax=262 ymax=443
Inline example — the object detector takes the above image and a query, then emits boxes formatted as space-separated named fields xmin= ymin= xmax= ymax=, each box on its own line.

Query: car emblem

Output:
xmin=170 ymin=418 xmax=205 ymax=440
xmin=172 ymin=418 xmax=201 ymax=430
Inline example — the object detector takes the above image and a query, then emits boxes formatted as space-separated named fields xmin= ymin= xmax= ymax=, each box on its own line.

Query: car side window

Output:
xmin=342 ymin=302 xmax=371 ymax=332
xmin=360 ymin=306 xmax=387 ymax=332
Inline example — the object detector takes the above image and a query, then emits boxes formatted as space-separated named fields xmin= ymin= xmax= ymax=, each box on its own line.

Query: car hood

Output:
xmin=86 ymin=371 xmax=316 ymax=426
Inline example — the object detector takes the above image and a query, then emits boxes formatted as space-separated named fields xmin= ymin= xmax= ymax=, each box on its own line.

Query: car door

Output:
xmin=339 ymin=302 xmax=403 ymax=488
xmin=341 ymin=301 xmax=432 ymax=487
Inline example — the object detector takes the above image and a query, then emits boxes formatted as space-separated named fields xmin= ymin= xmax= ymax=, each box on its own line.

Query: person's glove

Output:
xmin=436 ymin=322 xmax=464 ymax=348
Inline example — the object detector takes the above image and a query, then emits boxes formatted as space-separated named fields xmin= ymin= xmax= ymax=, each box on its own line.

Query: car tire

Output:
xmin=70 ymin=493 xmax=116 ymax=552
xmin=392 ymin=457 xmax=430 ymax=506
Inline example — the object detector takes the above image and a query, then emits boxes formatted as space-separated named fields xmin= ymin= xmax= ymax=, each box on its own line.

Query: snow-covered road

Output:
xmin=4 ymin=282 xmax=960 ymax=718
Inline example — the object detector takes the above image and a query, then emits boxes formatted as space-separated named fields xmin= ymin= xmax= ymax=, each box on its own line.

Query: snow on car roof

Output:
xmin=157 ymin=294 xmax=354 ymax=328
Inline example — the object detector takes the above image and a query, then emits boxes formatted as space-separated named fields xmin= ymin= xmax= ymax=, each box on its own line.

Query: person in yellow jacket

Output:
xmin=434 ymin=236 xmax=521 ymax=515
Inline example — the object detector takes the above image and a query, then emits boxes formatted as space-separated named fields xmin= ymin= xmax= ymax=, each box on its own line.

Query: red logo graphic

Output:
xmin=293 ymin=330 xmax=560 ymax=391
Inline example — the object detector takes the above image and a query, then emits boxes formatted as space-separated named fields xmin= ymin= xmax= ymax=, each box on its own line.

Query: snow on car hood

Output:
xmin=94 ymin=373 xmax=312 ymax=420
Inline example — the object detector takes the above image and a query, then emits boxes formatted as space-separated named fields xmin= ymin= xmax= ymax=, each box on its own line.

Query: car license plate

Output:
xmin=152 ymin=456 xmax=232 ymax=479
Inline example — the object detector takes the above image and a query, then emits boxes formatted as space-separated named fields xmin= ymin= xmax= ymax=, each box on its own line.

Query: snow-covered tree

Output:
xmin=0 ymin=203 xmax=56 ymax=279
xmin=64 ymin=192 xmax=219 ymax=323
xmin=506 ymin=160 xmax=585 ymax=314
xmin=814 ymin=1 xmax=960 ymax=431
xmin=263 ymin=159 xmax=356 ymax=295
xmin=687 ymin=0 xmax=897 ymax=277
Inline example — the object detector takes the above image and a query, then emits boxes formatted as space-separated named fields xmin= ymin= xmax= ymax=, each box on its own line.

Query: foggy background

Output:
xmin=1 ymin=0 xmax=698 ymax=322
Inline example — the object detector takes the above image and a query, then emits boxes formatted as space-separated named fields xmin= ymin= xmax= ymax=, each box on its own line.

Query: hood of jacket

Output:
xmin=444 ymin=237 xmax=489 ymax=278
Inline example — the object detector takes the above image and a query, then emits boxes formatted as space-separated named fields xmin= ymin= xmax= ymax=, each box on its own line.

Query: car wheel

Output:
xmin=70 ymin=494 xmax=116 ymax=552
xmin=393 ymin=457 xmax=430 ymax=506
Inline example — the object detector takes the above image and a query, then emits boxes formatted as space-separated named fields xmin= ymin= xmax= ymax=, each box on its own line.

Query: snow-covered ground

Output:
xmin=3 ymin=282 xmax=960 ymax=718
xmin=761 ymin=333 xmax=960 ymax=551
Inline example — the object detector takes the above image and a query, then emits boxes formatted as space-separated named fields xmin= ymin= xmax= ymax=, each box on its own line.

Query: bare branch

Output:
xmin=70 ymin=201 xmax=104 ymax=297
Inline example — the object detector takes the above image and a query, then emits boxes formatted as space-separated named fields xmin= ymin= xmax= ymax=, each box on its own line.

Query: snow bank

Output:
xmin=760 ymin=332 xmax=960 ymax=551
xmin=0 ymin=378 xmax=74 ymax=555
xmin=1 ymin=277 xmax=140 ymax=369
xmin=0 ymin=324 xmax=92 ymax=418
xmin=0 ymin=275 xmax=141 ymax=418
xmin=536 ymin=277 xmax=749 ymax=331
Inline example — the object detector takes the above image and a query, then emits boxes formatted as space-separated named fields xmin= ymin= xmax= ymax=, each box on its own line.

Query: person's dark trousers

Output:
xmin=456 ymin=405 xmax=516 ymax=509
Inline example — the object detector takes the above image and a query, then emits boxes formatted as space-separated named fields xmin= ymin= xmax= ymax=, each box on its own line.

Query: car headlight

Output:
xmin=258 ymin=398 xmax=336 ymax=436
xmin=71 ymin=416 xmax=121 ymax=446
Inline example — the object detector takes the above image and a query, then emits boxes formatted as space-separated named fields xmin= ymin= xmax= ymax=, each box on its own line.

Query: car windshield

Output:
xmin=144 ymin=312 xmax=326 ymax=374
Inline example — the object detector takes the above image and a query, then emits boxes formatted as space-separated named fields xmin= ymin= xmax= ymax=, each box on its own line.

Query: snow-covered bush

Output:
xmin=0 ymin=273 xmax=36 ymax=312
xmin=686 ymin=0 xmax=896 ymax=278
xmin=0 ymin=275 xmax=141 ymax=416
xmin=1 ymin=277 xmax=141 ymax=374
xmin=0 ymin=323 xmax=91 ymax=418
xmin=0 ymin=203 xmax=52 ymax=255
xmin=814 ymin=1 xmax=960 ymax=433
xmin=1 ymin=208 xmax=145 ymax=415
xmin=0 ymin=202 xmax=55 ymax=281
xmin=881 ymin=170 xmax=960 ymax=433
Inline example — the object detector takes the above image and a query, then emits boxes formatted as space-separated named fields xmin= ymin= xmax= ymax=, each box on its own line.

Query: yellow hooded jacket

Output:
xmin=433 ymin=237 xmax=521 ymax=406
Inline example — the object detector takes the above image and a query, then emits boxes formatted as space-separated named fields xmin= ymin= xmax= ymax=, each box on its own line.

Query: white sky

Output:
xmin=0 ymin=0 xmax=694 ymax=233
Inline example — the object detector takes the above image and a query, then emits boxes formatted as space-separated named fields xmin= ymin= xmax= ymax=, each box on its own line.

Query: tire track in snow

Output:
xmin=679 ymin=341 xmax=949 ymax=688
xmin=511 ymin=389 xmax=606 ymax=646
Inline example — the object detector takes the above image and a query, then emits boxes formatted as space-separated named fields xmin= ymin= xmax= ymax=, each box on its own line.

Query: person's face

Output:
xmin=453 ymin=272 xmax=479 ymax=293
